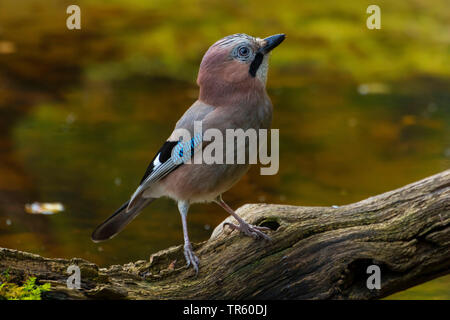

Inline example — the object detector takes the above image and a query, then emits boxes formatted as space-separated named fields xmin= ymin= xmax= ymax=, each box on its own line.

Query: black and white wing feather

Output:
xmin=128 ymin=130 xmax=204 ymax=211
xmin=127 ymin=141 xmax=181 ymax=211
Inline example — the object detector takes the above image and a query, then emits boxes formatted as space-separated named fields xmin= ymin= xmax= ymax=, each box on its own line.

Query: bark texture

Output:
xmin=1 ymin=170 xmax=449 ymax=299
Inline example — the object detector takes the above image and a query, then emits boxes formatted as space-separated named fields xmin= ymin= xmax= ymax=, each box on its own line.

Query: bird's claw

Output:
xmin=224 ymin=222 xmax=272 ymax=241
xmin=183 ymin=243 xmax=199 ymax=275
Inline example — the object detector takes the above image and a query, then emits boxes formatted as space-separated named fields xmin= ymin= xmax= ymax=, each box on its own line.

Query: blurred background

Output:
xmin=0 ymin=0 xmax=448 ymax=299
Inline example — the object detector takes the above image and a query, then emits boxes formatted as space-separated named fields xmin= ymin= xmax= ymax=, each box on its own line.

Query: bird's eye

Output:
xmin=238 ymin=46 xmax=250 ymax=57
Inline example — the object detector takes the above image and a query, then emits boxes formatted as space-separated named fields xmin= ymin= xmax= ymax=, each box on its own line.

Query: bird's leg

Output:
xmin=214 ymin=196 xmax=271 ymax=241
xmin=177 ymin=201 xmax=199 ymax=274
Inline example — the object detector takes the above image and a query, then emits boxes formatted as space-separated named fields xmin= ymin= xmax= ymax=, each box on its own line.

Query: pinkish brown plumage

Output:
xmin=198 ymin=35 xmax=269 ymax=107
xmin=92 ymin=33 xmax=285 ymax=274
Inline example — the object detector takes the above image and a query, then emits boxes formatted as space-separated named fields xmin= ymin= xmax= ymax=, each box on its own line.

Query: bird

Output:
xmin=91 ymin=33 xmax=285 ymax=274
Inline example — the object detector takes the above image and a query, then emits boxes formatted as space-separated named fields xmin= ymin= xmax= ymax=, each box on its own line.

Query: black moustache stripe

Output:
xmin=249 ymin=52 xmax=264 ymax=77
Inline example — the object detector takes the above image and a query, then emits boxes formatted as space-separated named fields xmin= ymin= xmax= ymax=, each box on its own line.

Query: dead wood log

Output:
xmin=1 ymin=170 xmax=449 ymax=299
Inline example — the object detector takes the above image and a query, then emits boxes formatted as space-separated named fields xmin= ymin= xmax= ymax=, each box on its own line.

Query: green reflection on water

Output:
xmin=0 ymin=0 xmax=448 ymax=299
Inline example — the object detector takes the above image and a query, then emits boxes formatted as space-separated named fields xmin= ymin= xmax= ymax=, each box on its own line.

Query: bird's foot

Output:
xmin=183 ymin=242 xmax=199 ymax=274
xmin=224 ymin=221 xmax=272 ymax=241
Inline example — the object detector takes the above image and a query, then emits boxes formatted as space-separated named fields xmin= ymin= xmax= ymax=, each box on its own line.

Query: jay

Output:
xmin=92 ymin=33 xmax=285 ymax=274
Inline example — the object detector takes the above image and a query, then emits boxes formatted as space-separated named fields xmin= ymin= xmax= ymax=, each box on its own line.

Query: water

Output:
xmin=0 ymin=0 xmax=448 ymax=298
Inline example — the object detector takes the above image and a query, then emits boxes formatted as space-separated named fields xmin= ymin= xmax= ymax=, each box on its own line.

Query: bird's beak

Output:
xmin=260 ymin=34 xmax=285 ymax=54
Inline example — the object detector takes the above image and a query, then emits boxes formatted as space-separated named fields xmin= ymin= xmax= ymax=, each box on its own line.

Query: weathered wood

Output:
xmin=1 ymin=170 xmax=449 ymax=299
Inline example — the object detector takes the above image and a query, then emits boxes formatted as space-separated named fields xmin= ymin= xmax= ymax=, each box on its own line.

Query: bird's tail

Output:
xmin=91 ymin=197 xmax=155 ymax=242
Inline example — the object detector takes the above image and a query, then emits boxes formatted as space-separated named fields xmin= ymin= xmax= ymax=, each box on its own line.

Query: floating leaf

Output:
xmin=25 ymin=202 xmax=64 ymax=215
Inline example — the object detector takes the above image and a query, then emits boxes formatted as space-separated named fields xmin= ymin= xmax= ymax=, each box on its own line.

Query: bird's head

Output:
xmin=197 ymin=33 xmax=285 ymax=106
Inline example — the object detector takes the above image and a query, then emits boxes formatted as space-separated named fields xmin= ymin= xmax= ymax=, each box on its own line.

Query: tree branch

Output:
xmin=1 ymin=170 xmax=449 ymax=299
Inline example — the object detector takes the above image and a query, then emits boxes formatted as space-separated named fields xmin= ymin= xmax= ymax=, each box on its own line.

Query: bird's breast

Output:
xmin=156 ymin=96 xmax=273 ymax=203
